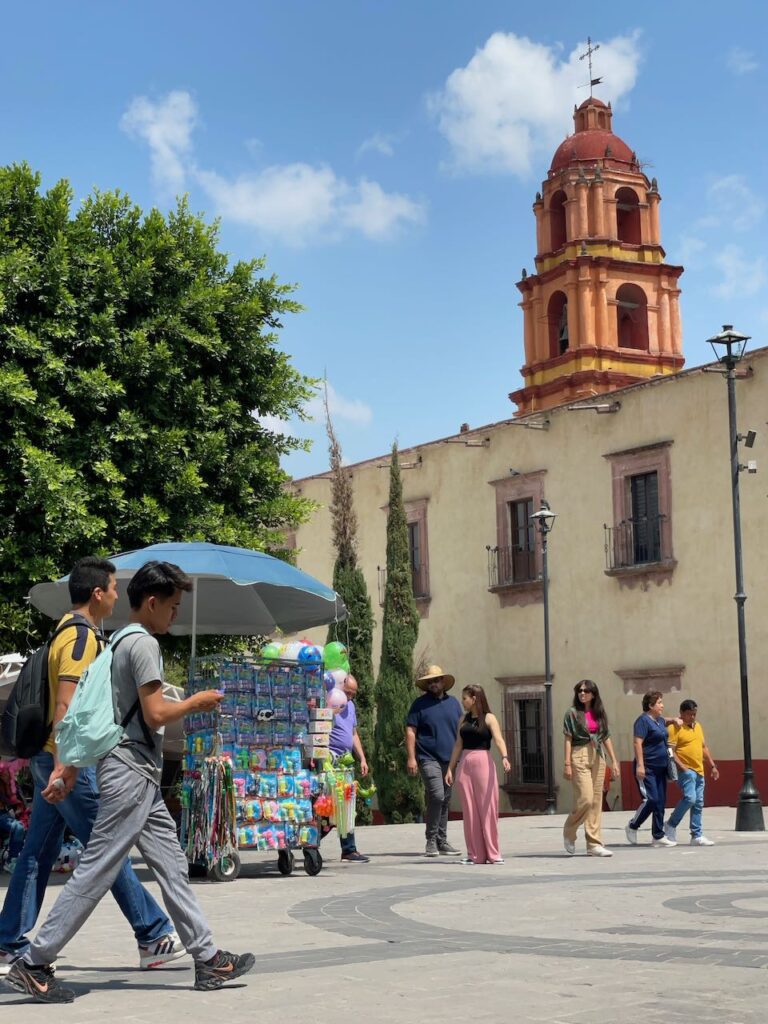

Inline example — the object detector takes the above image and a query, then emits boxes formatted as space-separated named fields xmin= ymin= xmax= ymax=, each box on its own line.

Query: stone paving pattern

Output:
xmin=1 ymin=806 xmax=767 ymax=1022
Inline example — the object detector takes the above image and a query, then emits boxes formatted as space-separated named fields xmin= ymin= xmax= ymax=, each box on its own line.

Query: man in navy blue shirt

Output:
xmin=406 ymin=666 xmax=463 ymax=858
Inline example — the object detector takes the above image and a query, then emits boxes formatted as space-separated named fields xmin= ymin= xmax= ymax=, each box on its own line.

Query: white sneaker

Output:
xmin=138 ymin=932 xmax=188 ymax=970
xmin=625 ymin=823 xmax=638 ymax=845
xmin=652 ymin=836 xmax=677 ymax=848
xmin=563 ymin=837 xmax=576 ymax=856
xmin=587 ymin=845 xmax=613 ymax=857
xmin=691 ymin=835 xmax=715 ymax=846
xmin=664 ymin=822 xmax=677 ymax=843
xmin=459 ymin=857 xmax=475 ymax=865
xmin=0 ymin=950 xmax=18 ymax=977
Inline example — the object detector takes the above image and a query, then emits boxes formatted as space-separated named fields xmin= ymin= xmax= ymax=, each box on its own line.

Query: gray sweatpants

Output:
xmin=29 ymin=755 xmax=216 ymax=966
xmin=419 ymin=757 xmax=452 ymax=844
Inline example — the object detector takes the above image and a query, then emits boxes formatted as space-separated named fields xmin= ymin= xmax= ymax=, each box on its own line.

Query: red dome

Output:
xmin=550 ymin=129 xmax=635 ymax=173
xmin=577 ymin=96 xmax=608 ymax=110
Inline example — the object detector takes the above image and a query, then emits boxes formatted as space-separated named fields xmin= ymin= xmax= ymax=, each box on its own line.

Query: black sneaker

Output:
xmin=5 ymin=960 xmax=75 ymax=1003
xmin=437 ymin=842 xmax=461 ymax=856
xmin=340 ymin=851 xmax=370 ymax=863
xmin=194 ymin=950 xmax=255 ymax=991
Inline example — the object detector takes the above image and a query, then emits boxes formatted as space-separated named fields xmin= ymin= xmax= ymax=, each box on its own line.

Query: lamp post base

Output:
xmin=735 ymin=777 xmax=765 ymax=832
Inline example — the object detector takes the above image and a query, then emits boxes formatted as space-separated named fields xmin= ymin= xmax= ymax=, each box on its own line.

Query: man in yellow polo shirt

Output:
xmin=0 ymin=556 xmax=183 ymax=974
xmin=664 ymin=699 xmax=719 ymax=847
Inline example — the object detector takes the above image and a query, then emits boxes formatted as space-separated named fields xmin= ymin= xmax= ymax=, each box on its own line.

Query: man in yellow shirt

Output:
xmin=664 ymin=699 xmax=719 ymax=847
xmin=0 ymin=557 xmax=183 ymax=974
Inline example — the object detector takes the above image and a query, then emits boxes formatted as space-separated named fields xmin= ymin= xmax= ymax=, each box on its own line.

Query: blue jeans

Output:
xmin=628 ymin=762 xmax=668 ymax=840
xmin=668 ymin=768 xmax=705 ymax=838
xmin=0 ymin=752 xmax=171 ymax=956
xmin=0 ymin=813 xmax=25 ymax=860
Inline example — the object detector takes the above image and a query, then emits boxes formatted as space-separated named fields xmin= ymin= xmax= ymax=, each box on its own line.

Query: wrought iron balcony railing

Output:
xmin=604 ymin=514 xmax=668 ymax=570
xmin=486 ymin=545 xmax=537 ymax=588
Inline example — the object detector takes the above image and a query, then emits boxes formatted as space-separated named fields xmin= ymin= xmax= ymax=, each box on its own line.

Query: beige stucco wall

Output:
xmin=291 ymin=349 xmax=768 ymax=814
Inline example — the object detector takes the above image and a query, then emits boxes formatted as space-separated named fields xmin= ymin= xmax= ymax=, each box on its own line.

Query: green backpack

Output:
xmin=55 ymin=623 xmax=152 ymax=768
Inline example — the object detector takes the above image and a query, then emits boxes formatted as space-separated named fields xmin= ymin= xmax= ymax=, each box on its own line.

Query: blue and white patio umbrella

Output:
xmin=29 ymin=542 xmax=346 ymax=658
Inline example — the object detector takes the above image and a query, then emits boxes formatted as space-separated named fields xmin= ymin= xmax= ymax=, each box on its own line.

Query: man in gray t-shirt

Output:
xmin=111 ymin=631 xmax=166 ymax=786
xmin=8 ymin=561 xmax=256 ymax=1005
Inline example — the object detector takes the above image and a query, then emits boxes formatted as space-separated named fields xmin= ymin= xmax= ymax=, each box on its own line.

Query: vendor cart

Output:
xmin=181 ymin=654 xmax=330 ymax=881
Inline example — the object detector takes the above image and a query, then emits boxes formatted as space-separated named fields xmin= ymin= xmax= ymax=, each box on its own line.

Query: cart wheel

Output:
xmin=277 ymin=849 xmax=295 ymax=875
xmin=208 ymin=851 xmax=241 ymax=883
xmin=303 ymin=848 xmax=323 ymax=876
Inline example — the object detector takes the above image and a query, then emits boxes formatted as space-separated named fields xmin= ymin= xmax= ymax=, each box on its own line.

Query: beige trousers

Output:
xmin=563 ymin=744 xmax=606 ymax=848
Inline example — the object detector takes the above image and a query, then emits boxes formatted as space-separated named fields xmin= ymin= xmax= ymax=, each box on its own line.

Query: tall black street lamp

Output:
xmin=707 ymin=325 xmax=764 ymax=832
xmin=531 ymin=501 xmax=558 ymax=814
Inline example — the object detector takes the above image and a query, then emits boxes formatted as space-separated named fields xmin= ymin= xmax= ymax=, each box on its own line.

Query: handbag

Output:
xmin=667 ymin=746 xmax=678 ymax=782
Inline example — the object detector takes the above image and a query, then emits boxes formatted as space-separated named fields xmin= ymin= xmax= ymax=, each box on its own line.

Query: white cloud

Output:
xmin=254 ymin=412 xmax=291 ymax=436
xmin=726 ymin=46 xmax=759 ymax=75
xmin=196 ymin=163 xmax=424 ymax=245
xmin=120 ymin=91 xmax=197 ymax=193
xmin=123 ymin=91 xmax=424 ymax=246
xmin=428 ymin=32 xmax=642 ymax=177
xmin=341 ymin=179 xmax=425 ymax=240
xmin=357 ymin=132 xmax=396 ymax=158
xmin=703 ymin=175 xmax=765 ymax=232
xmin=713 ymin=244 xmax=766 ymax=299
xmin=305 ymin=382 xmax=372 ymax=427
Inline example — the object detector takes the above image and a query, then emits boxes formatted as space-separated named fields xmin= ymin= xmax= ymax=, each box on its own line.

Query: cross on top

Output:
xmin=579 ymin=36 xmax=602 ymax=96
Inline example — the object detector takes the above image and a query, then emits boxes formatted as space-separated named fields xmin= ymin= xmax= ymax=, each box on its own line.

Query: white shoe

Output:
xmin=489 ymin=858 xmax=505 ymax=864
xmin=652 ymin=836 xmax=677 ymax=848
xmin=563 ymin=837 xmax=576 ymax=856
xmin=459 ymin=857 xmax=475 ymax=865
xmin=691 ymin=835 xmax=715 ymax=846
xmin=138 ymin=932 xmax=188 ymax=970
xmin=664 ymin=822 xmax=677 ymax=843
xmin=0 ymin=950 xmax=18 ymax=977
xmin=625 ymin=823 xmax=638 ymax=845
xmin=587 ymin=845 xmax=613 ymax=857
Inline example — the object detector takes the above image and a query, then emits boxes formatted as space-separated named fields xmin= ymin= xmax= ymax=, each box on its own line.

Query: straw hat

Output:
xmin=415 ymin=665 xmax=456 ymax=692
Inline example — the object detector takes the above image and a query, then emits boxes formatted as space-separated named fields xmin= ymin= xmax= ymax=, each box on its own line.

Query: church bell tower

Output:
xmin=510 ymin=96 xmax=684 ymax=415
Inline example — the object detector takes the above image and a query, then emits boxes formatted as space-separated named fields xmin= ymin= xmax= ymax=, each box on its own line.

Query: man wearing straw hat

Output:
xmin=406 ymin=665 xmax=463 ymax=858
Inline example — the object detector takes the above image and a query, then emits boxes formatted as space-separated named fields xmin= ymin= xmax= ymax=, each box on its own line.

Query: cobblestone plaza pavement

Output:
xmin=2 ymin=806 xmax=767 ymax=1022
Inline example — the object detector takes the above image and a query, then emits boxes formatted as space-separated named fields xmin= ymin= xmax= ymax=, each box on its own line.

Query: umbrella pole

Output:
xmin=191 ymin=584 xmax=198 ymax=664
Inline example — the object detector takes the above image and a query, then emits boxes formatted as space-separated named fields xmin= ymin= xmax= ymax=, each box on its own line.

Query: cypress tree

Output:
xmin=325 ymin=403 xmax=375 ymax=824
xmin=374 ymin=443 xmax=423 ymax=823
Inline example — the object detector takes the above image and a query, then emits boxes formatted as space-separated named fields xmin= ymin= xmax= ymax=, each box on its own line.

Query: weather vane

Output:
xmin=579 ymin=37 xmax=603 ymax=97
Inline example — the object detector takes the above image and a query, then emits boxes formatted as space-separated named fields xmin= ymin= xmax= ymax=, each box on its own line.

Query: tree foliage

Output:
xmin=324 ymin=402 xmax=375 ymax=824
xmin=0 ymin=163 xmax=314 ymax=650
xmin=373 ymin=443 xmax=422 ymax=823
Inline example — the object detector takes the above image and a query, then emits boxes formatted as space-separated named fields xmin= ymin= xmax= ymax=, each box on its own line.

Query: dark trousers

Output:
xmin=629 ymin=763 xmax=668 ymax=840
xmin=419 ymin=758 xmax=452 ymax=844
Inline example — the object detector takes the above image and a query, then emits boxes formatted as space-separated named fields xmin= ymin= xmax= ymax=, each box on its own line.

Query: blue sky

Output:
xmin=3 ymin=2 xmax=767 ymax=477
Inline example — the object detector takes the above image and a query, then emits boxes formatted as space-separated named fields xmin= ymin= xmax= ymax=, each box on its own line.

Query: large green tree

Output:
xmin=0 ymin=163 xmax=313 ymax=650
xmin=373 ymin=443 xmax=423 ymax=823
xmin=324 ymin=401 xmax=375 ymax=823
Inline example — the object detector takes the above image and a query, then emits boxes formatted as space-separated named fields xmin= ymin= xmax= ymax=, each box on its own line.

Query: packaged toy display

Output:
xmin=181 ymin=652 xmax=327 ymax=879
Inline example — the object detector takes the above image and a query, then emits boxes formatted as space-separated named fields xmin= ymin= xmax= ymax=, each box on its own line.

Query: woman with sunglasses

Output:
xmin=562 ymin=680 xmax=620 ymax=857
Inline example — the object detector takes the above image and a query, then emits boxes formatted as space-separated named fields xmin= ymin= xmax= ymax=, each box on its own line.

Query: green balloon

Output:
xmin=261 ymin=642 xmax=282 ymax=663
xmin=323 ymin=641 xmax=348 ymax=671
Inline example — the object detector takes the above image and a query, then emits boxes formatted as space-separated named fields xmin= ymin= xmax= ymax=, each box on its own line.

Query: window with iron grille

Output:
xmin=503 ymin=688 xmax=547 ymax=787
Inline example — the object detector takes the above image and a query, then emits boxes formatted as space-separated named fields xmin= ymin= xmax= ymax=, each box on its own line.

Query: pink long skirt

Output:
xmin=456 ymin=750 xmax=501 ymax=863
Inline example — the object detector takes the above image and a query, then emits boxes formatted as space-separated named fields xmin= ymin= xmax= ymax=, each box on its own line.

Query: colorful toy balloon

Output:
xmin=326 ymin=687 xmax=348 ymax=713
xmin=323 ymin=641 xmax=348 ymax=671
xmin=298 ymin=644 xmax=322 ymax=665
xmin=281 ymin=641 xmax=304 ymax=661
xmin=261 ymin=642 xmax=282 ymax=662
xmin=328 ymin=668 xmax=347 ymax=688
xmin=323 ymin=671 xmax=337 ymax=692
